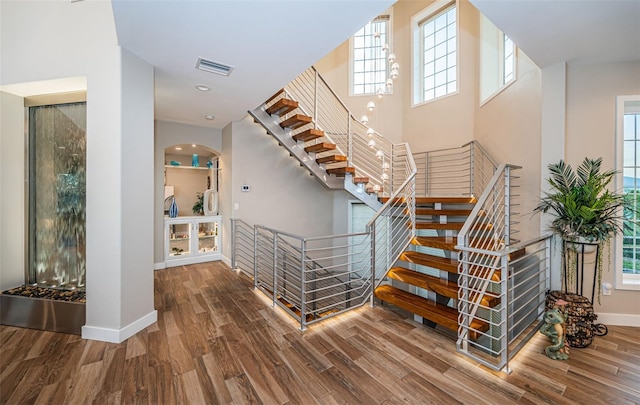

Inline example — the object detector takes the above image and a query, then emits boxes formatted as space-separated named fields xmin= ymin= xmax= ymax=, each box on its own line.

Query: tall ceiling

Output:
xmin=111 ymin=0 xmax=395 ymax=129
xmin=110 ymin=0 xmax=639 ymax=131
xmin=470 ymin=0 xmax=640 ymax=68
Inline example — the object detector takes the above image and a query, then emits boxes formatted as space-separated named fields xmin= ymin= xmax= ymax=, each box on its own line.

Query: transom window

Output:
xmin=351 ymin=14 xmax=390 ymax=96
xmin=479 ymin=14 xmax=517 ymax=104
xmin=413 ymin=1 xmax=457 ymax=105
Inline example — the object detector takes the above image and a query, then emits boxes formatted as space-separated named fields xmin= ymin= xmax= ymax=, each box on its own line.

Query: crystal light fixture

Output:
xmin=368 ymin=139 xmax=376 ymax=148
xmin=361 ymin=115 xmax=369 ymax=124
xmin=367 ymin=128 xmax=375 ymax=136
xmin=367 ymin=101 xmax=376 ymax=111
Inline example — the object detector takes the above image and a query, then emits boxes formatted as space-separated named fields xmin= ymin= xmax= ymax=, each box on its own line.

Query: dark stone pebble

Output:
xmin=1 ymin=285 xmax=86 ymax=303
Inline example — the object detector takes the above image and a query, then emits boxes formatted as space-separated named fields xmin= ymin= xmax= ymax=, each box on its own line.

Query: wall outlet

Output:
xmin=241 ymin=184 xmax=250 ymax=192
xmin=234 ymin=203 xmax=239 ymax=210
xmin=602 ymin=282 xmax=612 ymax=296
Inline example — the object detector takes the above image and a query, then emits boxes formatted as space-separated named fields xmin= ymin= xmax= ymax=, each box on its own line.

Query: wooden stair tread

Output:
xmin=414 ymin=221 xmax=493 ymax=231
xmin=266 ymin=98 xmax=298 ymax=116
xmin=415 ymin=222 xmax=465 ymax=230
xmin=327 ymin=167 xmax=355 ymax=177
xmin=353 ymin=177 xmax=369 ymax=184
xmin=387 ymin=267 xmax=457 ymax=299
xmin=280 ymin=114 xmax=312 ymax=130
xmin=374 ymin=285 xmax=488 ymax=340
xmin=366 ymin=187 xmax=382 ymax=194
xmin=387 ymin=267 xmax=500 ymax=308
xmin=265 ymin=89 xmax=285 ymax=104
xmin=416 ymin=197 xmax=477 ymax=204
xmin=415 ymin=208 xmax=473 ymax=216
xmin=305 ymin=142 xmax=336 ymax=153
xmin=293 ymin=128 xmax=324 ymax=142
xmin=412 ymin=236 xmax=458 ymax=251
xmin=316 ymin=155 xmax=347 ymax=164
xmin=399 ymin=251 xmax=458 ymax=273
xmin=381 ymin=196 xmax=477 ymax=204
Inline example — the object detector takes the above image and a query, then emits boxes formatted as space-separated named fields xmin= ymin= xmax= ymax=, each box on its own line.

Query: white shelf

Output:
xmin=164 ymin=165 xmax=211 ymax=171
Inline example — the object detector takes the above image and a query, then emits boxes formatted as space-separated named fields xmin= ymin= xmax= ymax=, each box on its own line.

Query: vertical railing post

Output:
xmin=313 ymin=70 xmax=318 ymax=130
xmin=469 ymin=142 xmax=475 ymax=196
xmin=253 ymin=226 xmax=258 ymax=290
xmin=457 ymin=244 xmax=470 ymax=353
xmin=272 ymin=232 xmax=278 ymax=307
xmin=230 ymin=219 xmax=236 ymax=270
xmin=370 ymin=224 xmax=376 ymax=307
xmin=504 ymin=166 xmax=511 ymax=247
xmin=425 ymin=152 xmax=430 ymax=196
xmin=300 ymin=239 xmax=307 ymax=331
xmin=347 ymin=115 xmax=352 ymax=165
xmin=500 ymin=253 xmax=511 ymax=373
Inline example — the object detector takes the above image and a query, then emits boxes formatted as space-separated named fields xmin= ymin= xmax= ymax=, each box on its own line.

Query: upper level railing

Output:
xmin=413 ymin=141 xmax=496 ymax=197
xmin=455 ymin=163 xmax=551 ymax=372
xmin=284 ymin=67 xmax=397 ymax=194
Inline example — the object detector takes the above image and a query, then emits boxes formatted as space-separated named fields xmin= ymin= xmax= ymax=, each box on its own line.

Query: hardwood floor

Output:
xmin=1 ymin=261 xmax=639 ymax=404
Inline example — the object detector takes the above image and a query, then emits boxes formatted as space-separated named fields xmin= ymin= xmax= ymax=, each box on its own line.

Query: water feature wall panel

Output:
xmin=28 ymin=102 xmax=86 ymax=290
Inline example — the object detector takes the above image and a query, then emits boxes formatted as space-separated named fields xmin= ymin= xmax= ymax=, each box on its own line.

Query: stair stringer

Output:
xmin=249 ymin=107 xmax=382 ymax=211
xmin=248 ymin=107 xmax=343 ymax=189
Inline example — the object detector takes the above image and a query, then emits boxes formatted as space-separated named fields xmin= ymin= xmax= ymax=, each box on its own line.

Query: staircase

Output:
xmin=249 ymin=87 xmax=383 ymax=211
xmin=236 ymin=66 xmax=552 ymax=372
xmin=373 ymin=196 xmax=489 ymax=340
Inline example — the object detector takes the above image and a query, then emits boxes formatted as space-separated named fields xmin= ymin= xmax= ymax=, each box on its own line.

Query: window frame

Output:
xmin=411 ymin=0 xmax=459 ymax=107
xmin=349 ymin=11 xmax=393 ymax=97
xmin=615 ymin=94 xmax=640 ymax=291
xmin=479 ymin=14 xmax=517 ymax=106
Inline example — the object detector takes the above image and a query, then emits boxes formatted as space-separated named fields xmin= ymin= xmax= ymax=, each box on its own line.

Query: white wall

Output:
xmin=475 ymin=51 xmax=542 ymax=241
xmin=220 ymin=123 xmax=233 ymax=262
xmin=2 ymin=1 xmax=157 ymax=341
xmin=564 ymin=61 xmax=640 ymax=317
xmin=0 ymin=91 xmax=25 ymax=291
xmin=154 ymin=120 xmax=223 ymax=265
xmin=227 ymin=116 xmax=342 ymax=237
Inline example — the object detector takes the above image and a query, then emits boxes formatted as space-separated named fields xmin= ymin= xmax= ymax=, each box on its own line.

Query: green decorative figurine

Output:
xmin=540 ymin=308 xmax=569 ymax=360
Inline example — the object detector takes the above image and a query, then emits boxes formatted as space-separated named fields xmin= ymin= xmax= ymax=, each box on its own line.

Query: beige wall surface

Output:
xmin=226 ymin=116 xmax=347 ymax=241
xmin=565 ymin=61 xmax=640 ymax=316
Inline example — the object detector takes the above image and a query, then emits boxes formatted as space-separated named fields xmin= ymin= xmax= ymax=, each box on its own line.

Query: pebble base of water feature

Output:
xmin=1 ymin=286 xmax=86 ymax=335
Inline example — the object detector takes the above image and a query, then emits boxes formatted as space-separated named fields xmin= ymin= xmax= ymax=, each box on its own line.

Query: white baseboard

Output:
xmin=154 ymin=262 xmax=166 ymax=270
xmin=595 ymin=312 xmax=640 ymax=327
xmin=81 ymin=310 xmax=158 ymax=343
xmin=222 ymin=255 xmax=232 ymax=268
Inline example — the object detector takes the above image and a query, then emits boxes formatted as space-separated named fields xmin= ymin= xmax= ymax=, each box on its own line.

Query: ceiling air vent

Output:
xmin=196 ymin=58 xmax=234 ymax=76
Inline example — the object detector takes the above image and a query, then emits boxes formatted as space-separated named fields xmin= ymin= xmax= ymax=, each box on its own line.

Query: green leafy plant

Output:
xmin=535 ymin=157 xmax=636 ymax=303
xmin=535 ymin=157 xmax=631 ymax=242
xmin=192 ymin=192 xmax=204 ymax=215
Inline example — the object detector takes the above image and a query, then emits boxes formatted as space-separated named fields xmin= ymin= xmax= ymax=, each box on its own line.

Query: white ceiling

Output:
xmin=470 ymin=0 xmax=640 ymax=68
xmin=111 ymin=0 xmax=395 ymax=130
xmin=109 ymin=0 xmax=639 ymax=131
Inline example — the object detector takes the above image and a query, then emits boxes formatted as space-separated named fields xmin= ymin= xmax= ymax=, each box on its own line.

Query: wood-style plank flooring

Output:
xmin=1 ymin=262 xmax=639 ymax=404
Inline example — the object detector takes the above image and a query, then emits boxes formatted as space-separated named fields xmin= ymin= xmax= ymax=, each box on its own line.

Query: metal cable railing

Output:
xmin=230 ymin=144 xmax=415 ymax=330
xmin=413 ymin=141 xmax=497 ymax=197
xmin=455 ymin=164 xmax=551 ymax=372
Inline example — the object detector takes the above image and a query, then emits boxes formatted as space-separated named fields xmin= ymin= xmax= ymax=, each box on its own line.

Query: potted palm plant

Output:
xmin=535 ymin=157 xmax=632 ymax=301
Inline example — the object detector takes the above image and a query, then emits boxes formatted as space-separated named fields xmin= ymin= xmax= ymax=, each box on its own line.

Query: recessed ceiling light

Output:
xmin=195 ymin=85 xmax=210 ymax=91
xmin=175 ymin=147 xmax=182 ymax=151
xmin=191 ymin=144 xmax=196 ymax=147
xmin=205 ymin=114 xmax=215 ymax=120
